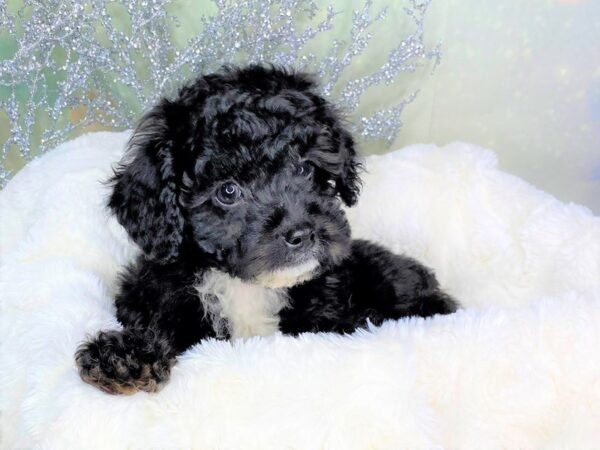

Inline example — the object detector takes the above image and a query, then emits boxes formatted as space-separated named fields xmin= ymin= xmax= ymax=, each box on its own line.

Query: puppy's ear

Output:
xmin=109 ymin=101 xmax=185 ymax=262
xmin=335 ymin=128 xmax=362 ymax=207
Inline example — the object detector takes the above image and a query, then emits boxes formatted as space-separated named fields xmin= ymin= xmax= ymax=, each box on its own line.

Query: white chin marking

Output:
xmin=255 ymin=259 xmax=320 ymax=289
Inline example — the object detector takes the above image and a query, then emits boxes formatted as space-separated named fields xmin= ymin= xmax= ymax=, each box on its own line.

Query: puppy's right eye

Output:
xmin=216 ymin=181 xmax=242 ymax=205
xmin=294 ymin=161 xmax=314 ymax=178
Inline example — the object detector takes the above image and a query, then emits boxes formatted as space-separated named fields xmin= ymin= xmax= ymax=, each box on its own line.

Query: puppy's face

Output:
xmin=186 ymin=143 xmax=352 ymax=288
xmin=109 ymin=65 xmax=361 ymax=288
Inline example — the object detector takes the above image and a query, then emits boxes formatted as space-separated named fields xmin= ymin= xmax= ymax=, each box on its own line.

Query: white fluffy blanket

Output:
xmin=1 ymin=132 xmax=600 ymax=449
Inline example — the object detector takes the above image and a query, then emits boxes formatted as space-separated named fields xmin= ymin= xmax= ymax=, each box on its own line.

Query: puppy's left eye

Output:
xmin=216 ymin=181 xmax=242 ymax=205
xmin=294 ymin=161 xmax=313 ymax=178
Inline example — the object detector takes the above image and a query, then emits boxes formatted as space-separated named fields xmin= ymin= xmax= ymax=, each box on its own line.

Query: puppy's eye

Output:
xmin=216 ymin=181 xmax=242 ymax=205
xmin=323 ymin=178 xmax=337 ymax=196
xmin=294 ymin=161 xmax=313 ymax=178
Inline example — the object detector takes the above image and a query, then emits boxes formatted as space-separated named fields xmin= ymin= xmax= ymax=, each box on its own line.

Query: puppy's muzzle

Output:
xmin=283 ymin=223 xmax=315 ymax=250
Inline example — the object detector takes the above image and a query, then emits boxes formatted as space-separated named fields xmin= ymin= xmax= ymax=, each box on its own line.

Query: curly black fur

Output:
xmin=75 ymin=64 xmax=457 ymax=394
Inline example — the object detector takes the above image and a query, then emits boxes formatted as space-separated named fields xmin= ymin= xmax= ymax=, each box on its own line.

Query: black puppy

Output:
xmin=76 ymin=65 xmax=457 ymax=394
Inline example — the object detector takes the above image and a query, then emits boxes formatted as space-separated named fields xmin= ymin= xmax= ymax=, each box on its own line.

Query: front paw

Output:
xmin=75 ymin=329 xmax=175 ymax=395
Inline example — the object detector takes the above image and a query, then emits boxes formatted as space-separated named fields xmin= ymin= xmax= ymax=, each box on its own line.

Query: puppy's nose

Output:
xmin=283 ymin=225 xmax=315 ymax=249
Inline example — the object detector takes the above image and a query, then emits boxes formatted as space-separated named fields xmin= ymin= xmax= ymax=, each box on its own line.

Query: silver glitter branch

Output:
xmin=0 ymin=0 xmax=440 ymax=186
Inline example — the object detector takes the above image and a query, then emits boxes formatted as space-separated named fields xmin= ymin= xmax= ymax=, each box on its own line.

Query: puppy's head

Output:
xmin=109 ymin=65 xmax=361 ymax=288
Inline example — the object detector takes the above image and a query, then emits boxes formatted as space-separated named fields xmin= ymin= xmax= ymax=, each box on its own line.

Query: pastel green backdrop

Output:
xmin=402 ymin=0 xmax=600 ymax=214
xmin=2 ymin=0 xmax=599 ymax=212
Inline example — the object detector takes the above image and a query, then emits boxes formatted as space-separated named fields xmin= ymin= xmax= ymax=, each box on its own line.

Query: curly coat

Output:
xmin=75 ymin=65 xmax=457 ymax=395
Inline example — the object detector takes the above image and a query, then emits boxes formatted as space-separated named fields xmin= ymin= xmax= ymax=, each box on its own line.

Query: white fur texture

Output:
xmin=196 ymin=269 xmax=289 ymax=339
xmin=1 ymin=131 xmax=600 ymax=449
xmin=254 ymin=258 xmax=320 ymax=288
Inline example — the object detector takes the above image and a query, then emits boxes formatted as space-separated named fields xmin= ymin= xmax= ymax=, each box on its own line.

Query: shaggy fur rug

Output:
xmin=1 ymin=132 xmax=600 ymax=449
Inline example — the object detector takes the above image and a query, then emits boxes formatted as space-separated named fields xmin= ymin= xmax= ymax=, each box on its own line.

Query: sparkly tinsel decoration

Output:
xmin=0 ymin=0 xmax=441 ymax=186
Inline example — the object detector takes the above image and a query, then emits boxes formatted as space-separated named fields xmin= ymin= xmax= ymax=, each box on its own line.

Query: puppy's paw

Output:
xmin=416 ymin=291 xmax=458 ymax=317
xmin=75 ymin=329 xmax=175 ymax=395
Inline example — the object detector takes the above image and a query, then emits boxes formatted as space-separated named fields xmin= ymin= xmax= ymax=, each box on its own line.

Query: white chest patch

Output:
xmin=195 ymin=269 xmax=290 ymax=339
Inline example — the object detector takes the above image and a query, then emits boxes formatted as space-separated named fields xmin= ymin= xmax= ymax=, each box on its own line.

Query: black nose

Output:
xmin=283 ymin=225 xmax=316 ymax=249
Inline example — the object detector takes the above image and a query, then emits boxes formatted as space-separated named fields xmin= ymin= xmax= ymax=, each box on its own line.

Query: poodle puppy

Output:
xmin=75 ymin=64 xmax=457 ymax=395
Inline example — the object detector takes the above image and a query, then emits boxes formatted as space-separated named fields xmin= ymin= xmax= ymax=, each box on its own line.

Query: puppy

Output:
xmin=75 ymin=65 xmax=457 ymax=395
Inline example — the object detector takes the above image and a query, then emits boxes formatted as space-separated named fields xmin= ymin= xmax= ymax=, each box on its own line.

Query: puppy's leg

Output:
xmin=342 ymin=239 xmax=458 ymax=323
xmin=75 ymin=257 xmax=215 ymax=394
xmin=280 ymin=239 xmax=458 ymax=334
xmin=75 ymin=327 xmax=175 ymax=395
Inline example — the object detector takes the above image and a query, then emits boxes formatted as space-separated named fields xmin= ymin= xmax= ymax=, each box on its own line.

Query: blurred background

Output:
xmin=1 ymin=0 xmax=599 ymax=212
xmin=398 ymin=0 xmax=600 ymax=214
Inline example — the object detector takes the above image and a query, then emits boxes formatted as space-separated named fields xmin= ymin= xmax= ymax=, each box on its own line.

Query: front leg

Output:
xmin=279 ymin=240 xmax=458 ymax=335
xmin=75 ymin=257 xmax=214 ymax=394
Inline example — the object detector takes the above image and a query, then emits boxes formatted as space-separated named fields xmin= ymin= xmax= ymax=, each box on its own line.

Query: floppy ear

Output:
xmin=335 ymin=128 xmax=362 ymax=207
xmin=109 ymin=102 xmax=185 ymax=262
